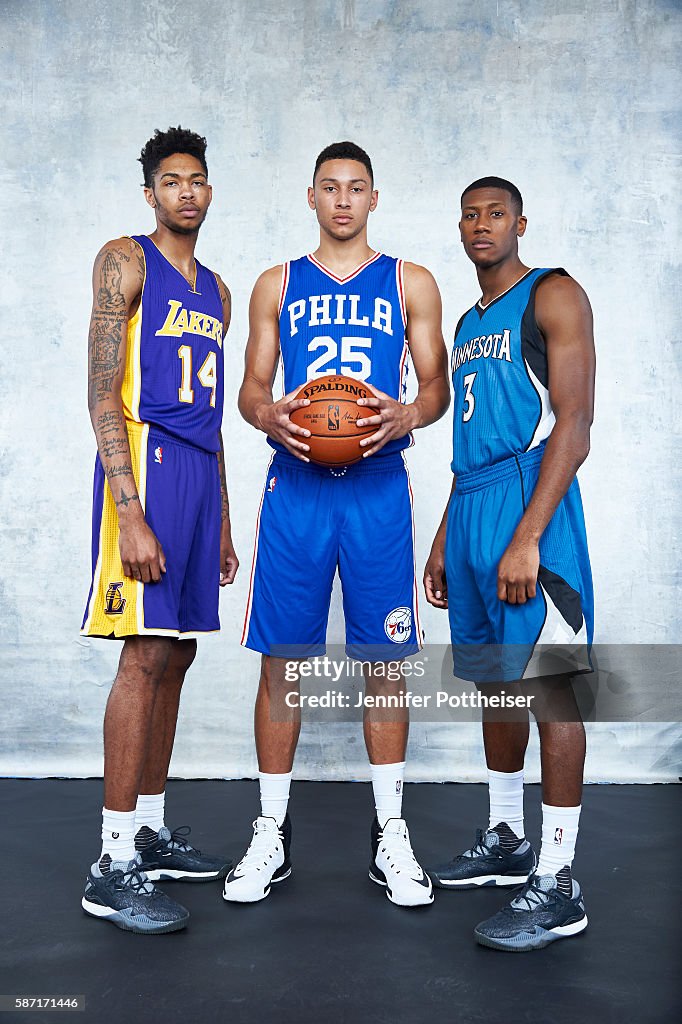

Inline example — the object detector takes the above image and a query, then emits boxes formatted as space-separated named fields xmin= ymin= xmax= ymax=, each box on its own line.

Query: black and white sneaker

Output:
xmin=82 ymin=853 xmax=189 ymax=934
xmin=222 ymin=815 xmax=292 ymax=903
xmin=136 ymin=825 xmax=231 ymax=882
xmin=369 ymin=817 xmax=434 ymax=908
xmin=429 ymin=823 xmax=536 ymax=889
xmin=474 ymin=866 xmax=588 ymax=951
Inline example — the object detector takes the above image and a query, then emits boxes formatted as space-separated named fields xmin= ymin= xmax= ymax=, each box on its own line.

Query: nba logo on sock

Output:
xmin=554 ymin=827 xmax=564 ymax=845
xmin=396 ymin=781 xmax=402 ymax=795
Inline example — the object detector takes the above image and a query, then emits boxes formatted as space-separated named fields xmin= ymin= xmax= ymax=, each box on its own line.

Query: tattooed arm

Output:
xmin=214 ymin=274 xmax=239 ymax=586
xmin=87 ymin=238 xmax=166 ymax=584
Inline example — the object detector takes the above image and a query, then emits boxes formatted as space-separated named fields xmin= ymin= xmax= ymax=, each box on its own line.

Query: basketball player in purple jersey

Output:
xmin=224 ymin=142 xmax=450 ymax=908
xmin=80 ymin=127 xmax=238 ymax=933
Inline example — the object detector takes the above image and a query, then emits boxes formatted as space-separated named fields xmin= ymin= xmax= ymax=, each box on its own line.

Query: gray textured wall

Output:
xmin=1 ymin=0 xmax=680 ymax=781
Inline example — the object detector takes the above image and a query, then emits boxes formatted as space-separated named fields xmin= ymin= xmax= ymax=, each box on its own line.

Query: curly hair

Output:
xmin=139 ymin=126 xmax=208 ymax=188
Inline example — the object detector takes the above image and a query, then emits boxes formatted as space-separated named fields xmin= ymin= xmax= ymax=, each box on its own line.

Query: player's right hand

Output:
xmin=119 ymin=519 xmax=167 ymax=583
xmin=424 ymin=540 xmax=448 ymax=608
xmin=256 ymin=390 xmax=311 ymax=462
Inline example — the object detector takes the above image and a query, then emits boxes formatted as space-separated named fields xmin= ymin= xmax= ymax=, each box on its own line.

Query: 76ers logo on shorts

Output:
xmin=384 ymin=606 xmax=412 ymax=643
xmin=104 ymin=582 xmax=126 ymax=615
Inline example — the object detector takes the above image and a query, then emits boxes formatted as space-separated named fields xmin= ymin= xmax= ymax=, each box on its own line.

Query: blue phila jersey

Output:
xmin=451 ymin=268 xmax=568 ymax=476
xmin=121 ymin=235 xmax=224 ymax=453
xmin=274 ymin=252 xmax=412 ymax=457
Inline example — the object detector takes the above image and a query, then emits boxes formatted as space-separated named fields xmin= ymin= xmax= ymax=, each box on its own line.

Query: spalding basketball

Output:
xmin=290 ymin=374 xmax=376 ymax=466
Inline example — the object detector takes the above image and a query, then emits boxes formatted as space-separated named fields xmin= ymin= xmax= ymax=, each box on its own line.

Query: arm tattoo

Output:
xmin=217 ymin=441 xmax=230 ymax=522
xmin=115 ymin=486 xmax=140 ymax=510
xmin=97 ymin=249 xmax=127 ymax=311
xmin=106 ymin=462 xmax=135 ymax=480
xmin=88 ymin=313 xmax=125 ymax=404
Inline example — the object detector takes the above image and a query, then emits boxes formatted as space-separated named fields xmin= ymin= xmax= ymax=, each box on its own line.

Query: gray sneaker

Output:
xmin=82 ymin=853 xmax=190 ymax=934
xmin=429 ymin=823 xmax=536 ymax=889
xmin=474 ymin=866 xmax=588 ymax=951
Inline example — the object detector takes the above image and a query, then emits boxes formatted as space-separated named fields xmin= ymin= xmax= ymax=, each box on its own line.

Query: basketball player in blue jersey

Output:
xmin=224 ymin=141 xmax=450 ymax=908
xmin=80 ymin=127 xmax=238 ymax=933
xmin=424 ymin=177 xmax=595 ymax=950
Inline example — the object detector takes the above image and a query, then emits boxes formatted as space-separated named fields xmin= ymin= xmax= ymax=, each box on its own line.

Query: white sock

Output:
xmin=537 ymin=803 xmax=581 ymax=878
xmin=488 ymin=768 xmax=525 ymax=838
xmin=259 ymin=771 xmax=292 ymax=826
xmin=370 ymin=761 xmax=405 ymax=827
xmin=135 ymin=792 xmax=165 ymax=836
xmin=101 ymin=808 xmax=137 ymax=864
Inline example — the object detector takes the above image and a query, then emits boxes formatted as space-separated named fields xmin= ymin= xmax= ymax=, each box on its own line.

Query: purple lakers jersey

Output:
xmin=274 ymin=252 xmax=412 ymax=457
xmin=122 ymin=235 xmax=224 ymax=452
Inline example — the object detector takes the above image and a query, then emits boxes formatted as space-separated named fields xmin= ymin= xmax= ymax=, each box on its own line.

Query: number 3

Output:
xmin=462 ymin=371 xmax=477 ymax=422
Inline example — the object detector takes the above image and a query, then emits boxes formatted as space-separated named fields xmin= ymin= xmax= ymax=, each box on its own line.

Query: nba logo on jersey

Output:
xmin=105 ymin=583 xmax=126 ymax=615
xmin=396 ymin=780 xmax=402 ymax=795
xmin=155 ymin=446 xmax=163 ymax=464
xmin=384 ymin=607 xmax=412 ymax=643
xmin=268 ymin=476 xmax=277 ymax=493
xmin=554 ymin=827 xmax=564 ymax=845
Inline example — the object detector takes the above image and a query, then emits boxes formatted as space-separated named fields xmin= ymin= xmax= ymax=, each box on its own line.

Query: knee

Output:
xmin=118 ymin=637 xmax=174 ymax=686
xmin=172 ymin=639 xmax=197 ymax=677
xmin=259 ymin=656 xmax=298 ymax=697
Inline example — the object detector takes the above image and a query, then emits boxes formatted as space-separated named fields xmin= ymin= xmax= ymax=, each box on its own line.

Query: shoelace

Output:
xmin=237 ymin=821 xmax=280 ymax=873
xmin=166 ymin=825 xmax=197 ymax=853
xmin=109 ymin=863 xmax=156 ymax=897
xmin=460 ymin=828 xmax=494 ymax=859
xmin=509 ymin=878 xmax=553 ymax=912
xmin=379 ymin=829 xmax=421 ymax=876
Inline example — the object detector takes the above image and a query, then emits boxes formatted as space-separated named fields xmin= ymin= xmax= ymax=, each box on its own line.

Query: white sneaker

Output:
xmin=369 ymin=817 xmax=434 ymax=907
xmin=222 ymin=815 xmax=292 ymax=903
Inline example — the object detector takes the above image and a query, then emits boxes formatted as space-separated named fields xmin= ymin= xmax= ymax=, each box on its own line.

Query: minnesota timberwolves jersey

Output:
xmin=275 ymin=252 xmax=411 ymax=457
xmin=451 ymin=268 xmax=567 ymax=476
xmin=121 ymin=235 xmax=224 ymax=452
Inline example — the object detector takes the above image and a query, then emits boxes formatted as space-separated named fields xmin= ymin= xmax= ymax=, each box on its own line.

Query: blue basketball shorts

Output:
xmin=445 ymin=444 xmax=594 ymax=683
xmin=81 ymin=423 xmax=221 ymax=638
xmin=242 ymin=451 xmax=423 ymax=660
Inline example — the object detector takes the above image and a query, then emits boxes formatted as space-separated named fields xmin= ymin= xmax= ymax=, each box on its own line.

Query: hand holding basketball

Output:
xmin=356 ymin=386 xmax=419 ymax=457
xmin=256 ymin=390 xmax=312 ymax=461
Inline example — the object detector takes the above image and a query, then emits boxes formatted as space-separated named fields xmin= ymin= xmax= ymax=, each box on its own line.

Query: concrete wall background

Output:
xmin=0 ymin=0 xmax=680 ymax=781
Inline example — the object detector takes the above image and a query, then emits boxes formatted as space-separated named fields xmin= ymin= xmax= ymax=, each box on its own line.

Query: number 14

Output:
xmin=178 ymin=345 xmax=217 ymax=407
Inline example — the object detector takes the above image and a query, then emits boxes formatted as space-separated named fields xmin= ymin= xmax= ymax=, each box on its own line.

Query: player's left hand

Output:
xmin=356 ymin=386 xmax=418 ymax=458
xmin=497 ymin=535 xmax=540 ymax=604
xmin=220 ymin=525 xmax=239 ymax=586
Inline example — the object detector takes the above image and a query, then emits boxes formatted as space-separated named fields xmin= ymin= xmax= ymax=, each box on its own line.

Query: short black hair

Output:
xmin=313 ymin=141 xmax=374 ymax=185
xmin=461 ymin=176 xmax=523 ymax=214
xmin=139 ymin=126 xmax=208 ymax=188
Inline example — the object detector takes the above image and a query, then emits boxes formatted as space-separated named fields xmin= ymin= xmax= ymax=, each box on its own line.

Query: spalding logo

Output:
xmin=300 ymin=379 xmax=370 ymax=401
xmin=384 ymin=606 xmax=412 ymax=643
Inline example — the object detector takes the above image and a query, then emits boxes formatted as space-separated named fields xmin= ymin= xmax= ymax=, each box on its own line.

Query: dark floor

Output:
xmin=2 ymin=780 xmax=680 ymax=1024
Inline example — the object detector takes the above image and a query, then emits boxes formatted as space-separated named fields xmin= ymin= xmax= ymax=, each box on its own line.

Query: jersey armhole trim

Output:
xmin=278 ymin=262 xmax=290 ymax=317
xmin=396 ymin=259 xmax=407 ymax=331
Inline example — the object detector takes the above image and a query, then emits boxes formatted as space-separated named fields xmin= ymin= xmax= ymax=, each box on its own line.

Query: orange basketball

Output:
xmin=290 ymin=374 xmax=376 ymax=467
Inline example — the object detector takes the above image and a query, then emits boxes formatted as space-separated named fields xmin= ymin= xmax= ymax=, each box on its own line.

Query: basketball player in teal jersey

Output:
xmin=80 ymin=127 xmax=238 ymax=933
xmin=225 ymin=142 xmax=450 ymax=907
xmin=425 ymin=177 xmax=595 ymax=951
